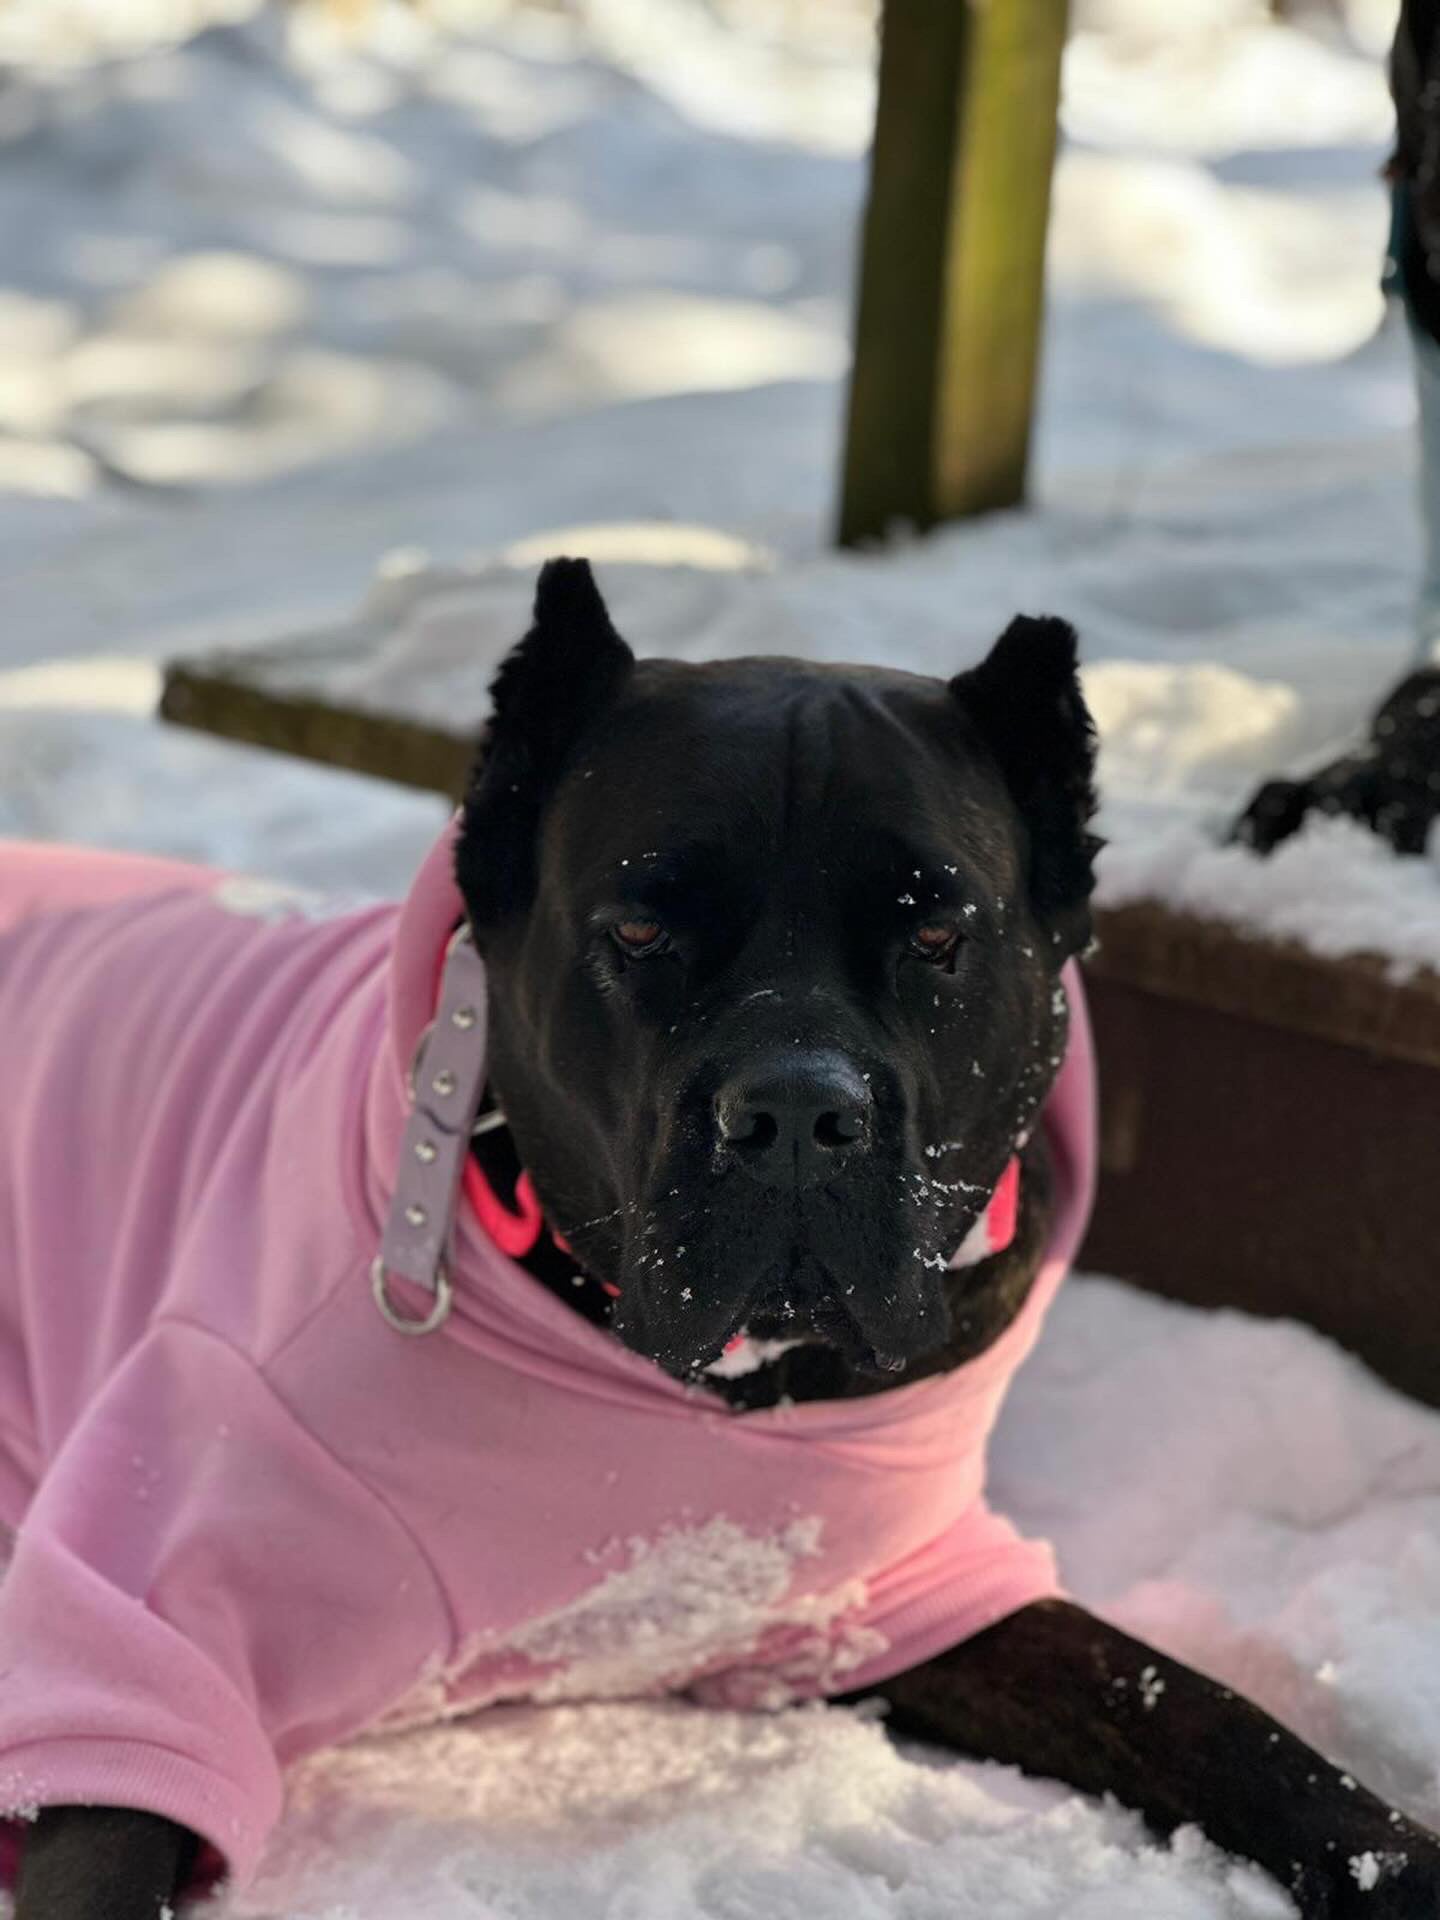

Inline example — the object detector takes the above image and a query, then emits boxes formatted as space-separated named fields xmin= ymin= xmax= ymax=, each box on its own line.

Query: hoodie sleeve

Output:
xmin=0 ymin=1318 xmax=452 ymax=1890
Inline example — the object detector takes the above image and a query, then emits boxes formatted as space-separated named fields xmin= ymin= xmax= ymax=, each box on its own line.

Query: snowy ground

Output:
xmin=1 ymin=0 xmax=1436 ymax=958
xmin=3 ymin=3 xmax=1440 ymax=1916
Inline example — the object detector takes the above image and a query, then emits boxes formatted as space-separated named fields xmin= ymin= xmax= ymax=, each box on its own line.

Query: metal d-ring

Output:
xmin=371 ymin=1255 xmax=454 ymax=1336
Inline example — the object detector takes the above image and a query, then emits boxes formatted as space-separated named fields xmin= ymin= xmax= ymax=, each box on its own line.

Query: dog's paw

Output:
xmin=1230 ymin=666 xmax=1440 ymax=858
xmin=1231 ymin=775 xmax=1320 ymax=854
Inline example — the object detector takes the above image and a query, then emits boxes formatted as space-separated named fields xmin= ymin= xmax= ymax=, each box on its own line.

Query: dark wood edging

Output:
xmin=160 ymin=662 xmax=474 ymax=800
xmin=1087 ymin=901 xmax=1440 ymax=1071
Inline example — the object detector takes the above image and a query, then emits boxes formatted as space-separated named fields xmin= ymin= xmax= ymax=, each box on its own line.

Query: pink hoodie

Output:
xmin=0 ymin=829 xmax=1095 ymax=1890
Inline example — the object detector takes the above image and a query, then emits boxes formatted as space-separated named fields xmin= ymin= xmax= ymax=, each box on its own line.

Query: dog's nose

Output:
xmin=714 ymin=1054 xmax=874 ymax=1186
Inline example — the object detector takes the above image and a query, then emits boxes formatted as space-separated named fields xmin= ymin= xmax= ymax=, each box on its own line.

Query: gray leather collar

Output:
xmin=371 ymin=924 xmax=489 ymax=1335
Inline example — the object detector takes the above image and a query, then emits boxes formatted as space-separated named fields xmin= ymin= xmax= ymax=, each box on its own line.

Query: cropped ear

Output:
xmin=457 ymin=558 xmax=634 ymax=928
xmin=949 ymin=615 xmax=1102 ymax=957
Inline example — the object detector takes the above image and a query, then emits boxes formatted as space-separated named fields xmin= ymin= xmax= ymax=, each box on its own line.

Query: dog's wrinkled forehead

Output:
xmin=458 ymin=557 xmax=1098 ymax=966
xmin=540 ymin=659 xmax=1027 ymax=926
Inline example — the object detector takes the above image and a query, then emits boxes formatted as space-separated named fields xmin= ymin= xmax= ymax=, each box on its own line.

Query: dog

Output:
xmin=7 ymin=560 xmax=1439 ymax=1920
xmin=1234 ymin=665 xmax=1440 ymax=856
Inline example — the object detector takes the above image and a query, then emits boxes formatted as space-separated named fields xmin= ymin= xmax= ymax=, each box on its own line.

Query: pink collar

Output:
xmin=465 ymin=1142 xmax=1023 ymax=1279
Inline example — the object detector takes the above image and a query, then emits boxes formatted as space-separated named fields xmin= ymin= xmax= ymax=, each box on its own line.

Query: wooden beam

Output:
xmin=160 ymin=658 xmax=473 ymax=800
xmin=1083 ymin=902 xmax=1440 ymax=1409
xmin=1087 ymin=900 xmax=1440 ymax=1072
xmin=1082 ymin=966 xmax=1440 ymax=1411
xmin=837 ymin=0 xmax=1068 ymax=545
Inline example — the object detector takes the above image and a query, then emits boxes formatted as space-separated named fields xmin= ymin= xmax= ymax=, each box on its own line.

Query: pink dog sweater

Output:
xmin=0 ymin=829 xmax=1096 ymax=1889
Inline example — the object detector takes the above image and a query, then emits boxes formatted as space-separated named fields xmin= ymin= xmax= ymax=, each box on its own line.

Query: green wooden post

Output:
xmin=837 ymin=0 xmax=1068 ymax=546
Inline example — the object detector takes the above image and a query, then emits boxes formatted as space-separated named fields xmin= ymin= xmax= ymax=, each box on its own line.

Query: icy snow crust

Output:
xmin=375 ymin=1516 xmax=885 ymax=1729
xmin=1 ymin=3 xmax=1439 ymax=1914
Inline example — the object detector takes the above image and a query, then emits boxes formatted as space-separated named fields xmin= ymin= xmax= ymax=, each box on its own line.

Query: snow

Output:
xmin=199 ymin=1277 xmax=1440 ymax=1920
xmin=376 ymin=1515 xmax=883 ymax=1727
xmin=1098 ymin=812 xmax=1440 ymax=979
xmin=1351 ymin=1849 xmax=1383 ymax=1891
xmin=1 ymin=2 xmax=1440 ymax=1915
xmin=233 ymin=1698 xmax=1294 ymax=1920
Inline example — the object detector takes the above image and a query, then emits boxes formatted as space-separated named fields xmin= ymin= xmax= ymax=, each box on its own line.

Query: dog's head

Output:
xmin=457 ymin=559 xmax=1099 ymax=1383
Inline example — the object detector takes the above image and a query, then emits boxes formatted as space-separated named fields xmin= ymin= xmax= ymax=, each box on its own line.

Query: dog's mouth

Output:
xmin=595 ymin=1154 xmax=963 ymax=1388
xmin=699 ymin=1314 xmax=911 ymax=1385
xmin=701 ymin=1330 xmax=809 ymax=1380
xmin=609 ymin=1257 xmax=928 ymax=1388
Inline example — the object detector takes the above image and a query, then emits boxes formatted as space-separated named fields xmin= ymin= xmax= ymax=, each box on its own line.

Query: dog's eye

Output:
xmin=611 ymin=918 xmax=668 ymax=958
xmin=911 ymin=923 xmax=963 ymax=967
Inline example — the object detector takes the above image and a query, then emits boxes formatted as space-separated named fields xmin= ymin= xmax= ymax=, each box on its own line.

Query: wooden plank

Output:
xmin=1088 ymin=900 xmax=1440 ymax=1073
xmin=837 ymin=0 xmax=1068 ymax=545
xmin=160 ymin=657 xmax=473 ymax=799
xmin=1083 ymin=907 xmax=1440 ymax=1408
xmin=1081 ymin=968 xmax=1440 ymax=1410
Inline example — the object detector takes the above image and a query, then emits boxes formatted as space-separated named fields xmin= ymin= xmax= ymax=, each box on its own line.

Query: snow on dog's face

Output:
xmin=457 ymin=559 xmax=1099 ymax=1385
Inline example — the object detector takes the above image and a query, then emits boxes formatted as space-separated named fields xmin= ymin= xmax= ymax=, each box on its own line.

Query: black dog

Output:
xmin=18 ymin=562 xmax=1440 ymax=1919
xmin=1235 ymin=666 xmax=1440 ymax=856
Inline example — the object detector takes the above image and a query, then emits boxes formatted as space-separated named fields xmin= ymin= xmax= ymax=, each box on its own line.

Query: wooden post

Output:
xmin=837 ymin=0 xmax=1068 ymax=546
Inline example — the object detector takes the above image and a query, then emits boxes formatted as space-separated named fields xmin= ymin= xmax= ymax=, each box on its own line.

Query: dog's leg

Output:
xmin=1232 ymin=664 xmax=1440 ymax=854
xmin=14 ymin=1807 xmax=194 ymax=1920
xmin=859 ymin=1598 xmax=1440 ymax=1917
